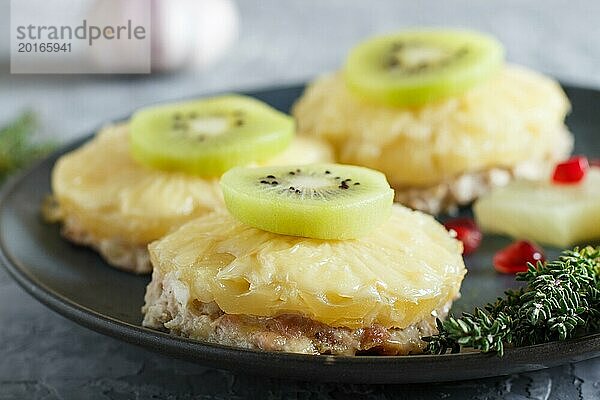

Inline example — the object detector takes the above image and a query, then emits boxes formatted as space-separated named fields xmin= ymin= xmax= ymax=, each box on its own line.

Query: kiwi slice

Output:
xmin=343 ymin=29 xmax=504 ymax=106
xmin=130 ymin=95 xmax=294 ymax=177
xmin=220 ymin=164 xmax=394 ymax=240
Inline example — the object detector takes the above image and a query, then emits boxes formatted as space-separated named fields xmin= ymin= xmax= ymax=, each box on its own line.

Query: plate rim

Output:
xmin=1 ymin=83 xmax=600 ymax=384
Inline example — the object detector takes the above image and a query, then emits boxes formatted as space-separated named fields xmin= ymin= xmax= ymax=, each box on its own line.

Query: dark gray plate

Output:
xmin=1 ymin=84 xmax=599 ymax=384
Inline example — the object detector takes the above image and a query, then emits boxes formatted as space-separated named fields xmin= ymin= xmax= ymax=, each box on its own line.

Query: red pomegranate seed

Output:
xmin=552 ymin=156 xmax=589 ymax=184
xmin=444 ymin=217 xmax=482 ymax=255
xmin=493 ymin=241 xmax=545 ymax=274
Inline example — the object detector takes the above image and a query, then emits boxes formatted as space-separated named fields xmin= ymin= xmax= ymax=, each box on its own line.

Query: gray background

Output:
xmin=1 ymin=0 xmax=599 ymax=398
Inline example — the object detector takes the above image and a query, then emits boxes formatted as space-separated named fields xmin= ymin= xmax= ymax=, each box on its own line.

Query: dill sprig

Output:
xmin=0 ymin=111 xmax=55 ymax=182
xmin=424 ymin=246 xmax=600 ymax=356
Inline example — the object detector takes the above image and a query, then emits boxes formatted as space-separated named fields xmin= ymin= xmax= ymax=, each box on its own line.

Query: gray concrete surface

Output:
xmin=1 ymin=0 xmax=600 ymax=398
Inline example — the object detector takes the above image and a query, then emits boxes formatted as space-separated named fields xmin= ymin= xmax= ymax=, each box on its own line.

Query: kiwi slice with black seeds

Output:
xmin=130 ymin=95 xmax=294 ymax=177
xmin=220 ymin=164 xmax=394 ymax=240
xmin=343 ymin=29 xmax=504 ymax=106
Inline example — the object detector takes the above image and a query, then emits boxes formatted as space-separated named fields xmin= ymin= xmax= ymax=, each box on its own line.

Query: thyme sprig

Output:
xmin=0 ymin=111 xmax=55 ymax=182
xmin=424 ymin=246 xmax=600 ymax=356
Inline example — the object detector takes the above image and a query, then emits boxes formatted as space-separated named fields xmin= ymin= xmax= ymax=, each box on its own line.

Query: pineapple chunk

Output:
xmin=52 ymin=124 xmax=332 ymax=246
xmin=149 ymin=205 xmax=466 ymax=329
xmin=474 ymin=168 xmax=600 ymax=247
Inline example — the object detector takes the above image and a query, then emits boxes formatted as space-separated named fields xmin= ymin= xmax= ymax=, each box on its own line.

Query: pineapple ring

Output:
xmin=293 ymin=65 xmax=572 ymax=188
xmin=149 ymin=205 xmax=466 ymax=329
xmin=51 ymin=124 xmax=333 ymax=246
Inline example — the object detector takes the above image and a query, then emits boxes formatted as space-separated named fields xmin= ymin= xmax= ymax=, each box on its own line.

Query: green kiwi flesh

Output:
xmin=220 ymin=163 xmax=394 ymax=240
xmin=130 ymin=95 xmax=295 ymax=177
xmin=343 ymin=29 xmax=504 ymax=106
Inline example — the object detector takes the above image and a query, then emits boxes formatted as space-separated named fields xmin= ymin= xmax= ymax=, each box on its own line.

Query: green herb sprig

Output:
xmin=0 ymin=111 xmax=55 ymax=182
xmin=424 ymin=246 xmax=600 ymax=356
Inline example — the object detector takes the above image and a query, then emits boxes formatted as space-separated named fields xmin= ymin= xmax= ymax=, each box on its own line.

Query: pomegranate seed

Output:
xmin=444 ymin=217 xmax=482 ymax=255
xmin=552 ymin=156 xmax=589 ymax=184
xmin=493 ymin=240 xmax=545 ymax=274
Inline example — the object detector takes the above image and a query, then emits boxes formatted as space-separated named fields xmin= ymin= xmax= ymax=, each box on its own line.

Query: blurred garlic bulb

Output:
xmin=88 ymin=0 xmax=239 ymax=73
xmin=188 ymin=0 xmax=239 ymax=70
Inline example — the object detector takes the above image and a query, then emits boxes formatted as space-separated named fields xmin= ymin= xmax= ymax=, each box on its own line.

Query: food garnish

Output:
xmin=220 ymin=163 xmax=394 ymax=239
xmin=443 ymin=217 xmax=482 ymax=255
xmin=493 ymin=240 xmax=545 ymax=274
xmin=343 ymin=29 xmax=504 ymax=106
xmin=425 ymin=246 xmax=600 ymax=356
xmin=0 ymin=111 xmax=55 ymax=182
xmin=552 ymin=155 xmax=589 ymax=184
xmin=130 ymin=95 xmax=294 ymax=177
